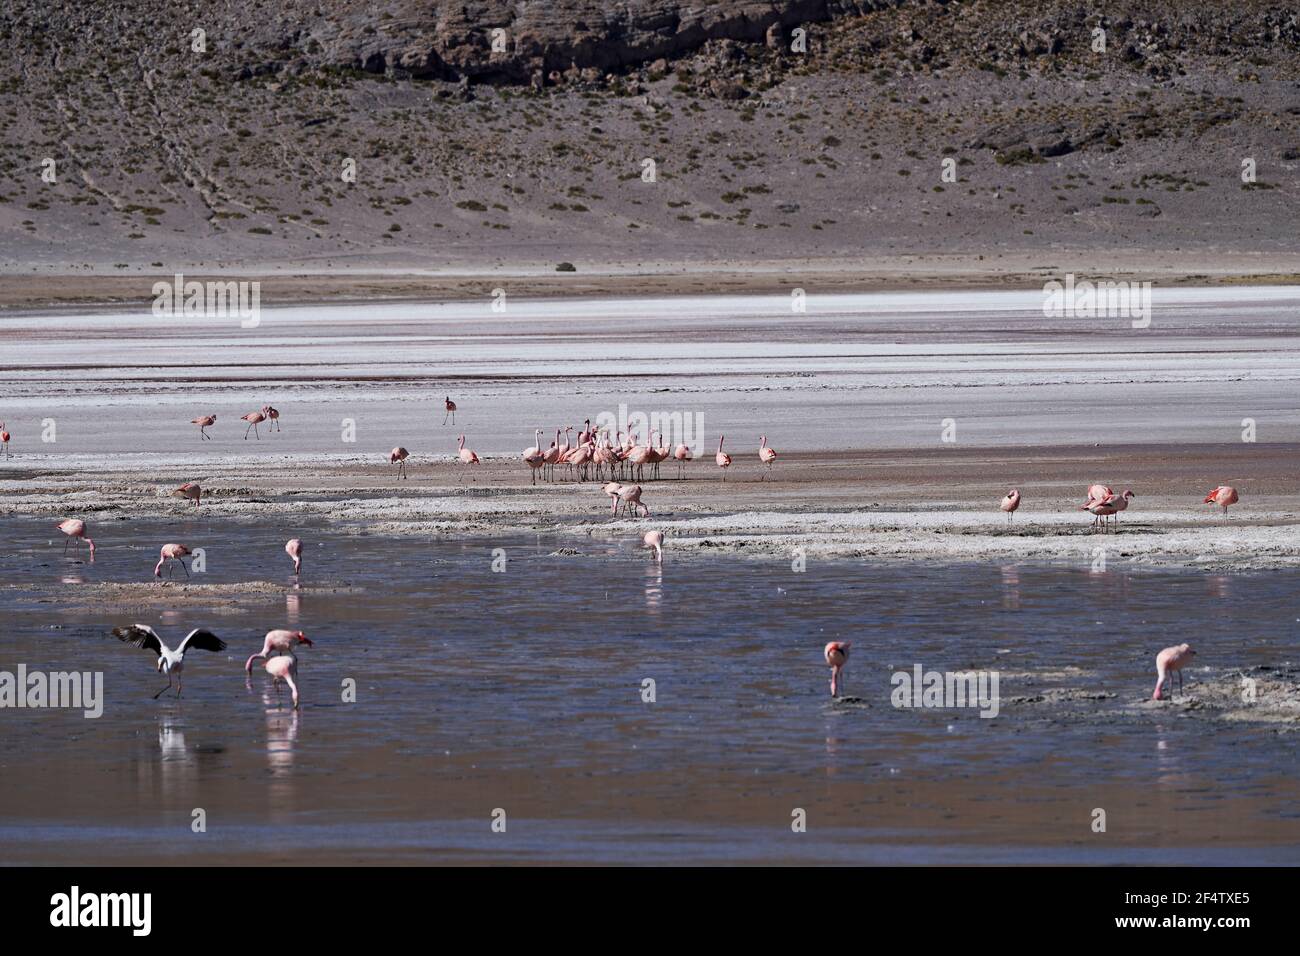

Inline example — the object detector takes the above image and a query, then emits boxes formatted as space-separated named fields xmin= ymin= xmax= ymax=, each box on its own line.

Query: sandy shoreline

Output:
xmin=4 ymin=442 xmax=1297 ymax=571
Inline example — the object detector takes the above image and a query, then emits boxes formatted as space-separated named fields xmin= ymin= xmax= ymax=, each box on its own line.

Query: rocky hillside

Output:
xmin=1 ymin=1 xmax=1297 ymax=272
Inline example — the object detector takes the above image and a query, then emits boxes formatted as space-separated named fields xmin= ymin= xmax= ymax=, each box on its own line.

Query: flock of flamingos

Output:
xmin=24 ymin=393 xmax=1243 ymax=708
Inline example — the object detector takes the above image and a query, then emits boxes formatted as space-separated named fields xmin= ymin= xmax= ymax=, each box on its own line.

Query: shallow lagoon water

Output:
xmin=1 ymin=516 xmax=1297 ymax=864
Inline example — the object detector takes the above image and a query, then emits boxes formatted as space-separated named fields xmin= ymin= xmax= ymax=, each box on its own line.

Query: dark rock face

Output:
xmin=256 ymin=1 xmax=911 ymax=83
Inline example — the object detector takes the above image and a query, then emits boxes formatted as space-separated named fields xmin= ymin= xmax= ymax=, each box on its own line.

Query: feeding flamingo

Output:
xmin=609 ymin=483 xmax=648 ymax=518
xmin=56 ymin=519 xmax=95 ymax=558
xmin=1204 ymin=485 xmax=1239 ymax=517
xmin=261 ymin=405 xmax=281 ymax=432
xmin=265 ymin=653 xmax=301 ymax=709
xmin=172 ymin=482 xmax=202 ymax=507
xmin=457 ymin=434 xmax=480 ymax=465
xmin=241 ymin=410 xmax=267 ymax=439
xmin=389 ymin=446 xmax=410 ymax=479
xmin=154 ymin=543 xmax=193 ymax=580
xmin=112 ymin=624 xmax=227 ymax=699
xmin=191 ymin=414 xmax=216 ymax=439
xmin=1152 ymin=643 xmax=1196 ymax=700
xmin=1000 ymin=489 xmax=1021 ymax=523
xmin=244 ymin=628 xmax=313 ymax=673
xmin=443 ymin=396 xmax=457 ymax=425
xmin=643 ymin=530 xmax=664 ymax=563
xmin=285 ymin=538 xmax=303 ymax=575
xmin=758 ymin=435 xmax=778 ymax=479
xmin=715 ymin=435 xmax=732 ymax=481
xmin=824 ymin=641 xmax=851 ymax=697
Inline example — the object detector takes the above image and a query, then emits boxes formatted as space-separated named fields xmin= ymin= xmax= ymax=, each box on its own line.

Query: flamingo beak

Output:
xmin=298 ymin=632 xmax=314 ymax=646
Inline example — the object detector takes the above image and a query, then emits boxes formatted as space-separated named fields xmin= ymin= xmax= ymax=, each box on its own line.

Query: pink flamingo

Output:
xmin=715 ymin=435 xmax=732 ymax=481
xmin=614 ymin=483 xmax=649 ymax=518
xmin=191 ymin=414 xmax=216 ymax=440
xmin=524 ymin=430 xmax=546 ymax=484
xmin=1204 ymin=485 xmax=1239 ymax=517
xmin=285 ymin=538 xmax=303 ymax=575
xmin=673 ymin=442 xmax=693 ymax=478
xmin=1152 ymin=643 xmax=1195 ymax=700
xmin=1085 ymin=484 xmax=1113 ymax=504
xmin=629 ymin=433 xmax=653 ymax=483
xmin=172 ymin=482 xmax=202 ymax=507
xmin=443 ymin=396 xmax=457 ymax=425
xmin=1082 ymin=497 xmax=1119 ymax=532
xmin=603 ymin=481 xmax=626 ymax=515
xmin=261 ymin=405 xmax=281 ymax=432
xmin=568 ymin=440 xmax=594 ymax=481
xmin=56 ymin=519 xmax=95 ymax=558
xmin=265 ymin=653 xmax=301 ymax=709
xmin=245 ymin=628 xmax=313 ymax=673
xmin=389 ymin=446 xmax=410 ymax=479
xmin=1000 ymin=489 xmax=1021 ymax=523
xmin=457 ymin=434 xmax=480 ymax=465
xmin=649 ymin=431 xmax=669 ymax=480
xmin=758 ymin=435 xmax=778 ymax=479
xmin=643 ymin=530 xmax=664 ymax=563
xmin=1107 ymin=490 xmax=1135 ymax=527
xmin=825 ymin=641 xmax=851 ymax=697
xmin=543 ymin=429 xmax=563 ymax=482
xmin=241 ymin=410 xmax=267 ymax=439
xmin=0 ymin=421 xmax=9 ymax=456
xmin=154 ymin=543 xmax=192 ymax=580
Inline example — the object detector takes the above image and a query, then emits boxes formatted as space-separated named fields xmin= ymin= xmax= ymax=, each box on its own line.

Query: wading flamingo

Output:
xmin=715 ymin=435 xmax=732 ymax=481
xmin=758 ymin=435 xmax=778 ymax=479
xmin=457 ymin=434 xmax=480 ymax=465
xmin=154 ymin=543 xmax=193 ymax=580
xmin=191 ymin=414 xmax=216 ymax=440
xmin=673 ymin=443 xmax=693 ymax=478
xmin=1204 ymin=485 xmax=1239 ymax=517
xmin=389 ymin=446 xmax=410 ymax=479
xmin=244 ymin=628 xmax=313 ymax=673
xmin=173 ymin=482 xmax=202 ymax=507
xmin=57 ymin=519 xmax=95 ymax=558
xmin=285 ymin=538 xmax=303 ymax=576
xmin=643 ymin=530 xmax=664 ymax=563
xmin=265 ymin=653 xmax=301 ymax=709
xmin=241 ymin=410 xmax=267 ymax=439
xmin=1000 ymin=489 xmax=1021 ymax=523
xmin=443 ymin=396 xmax=457 ymax=425
xmin=261 ymin=405 xmax=281 ymax=432
xmin=1152 ymin=643 xmax=1195 ymax=700
xmin=825 ymin=641 xmax=851 ymax=697
xmin=113 ymin=624 xmax=227 ymax=699
xmin=0 ymin=421 xmax=9 ymax=456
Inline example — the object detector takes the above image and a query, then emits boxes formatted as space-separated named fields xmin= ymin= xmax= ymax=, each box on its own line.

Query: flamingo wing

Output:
xmin=113 ymin=624 xmax=164 ymax=655
xmin=178 ymin=628 xmax=227 ymax=654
